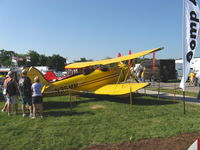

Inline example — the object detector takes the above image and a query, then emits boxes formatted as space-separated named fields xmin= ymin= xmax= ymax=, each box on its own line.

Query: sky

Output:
xmin=0 ymin=0 xmax=199 ymax=62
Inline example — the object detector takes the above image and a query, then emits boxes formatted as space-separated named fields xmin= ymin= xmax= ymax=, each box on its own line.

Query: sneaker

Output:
xmin=1 ymin=109 xmax=5 ymax=112
xmin=30 ymin=113 xmax=33 ymax=118
xmin=31 ymin=117 xmax=36 ymax=119
xmin=22 ymin=113 xmax=26 ymax=117
xmin=8 ymin=113 xmax=11 ymax=116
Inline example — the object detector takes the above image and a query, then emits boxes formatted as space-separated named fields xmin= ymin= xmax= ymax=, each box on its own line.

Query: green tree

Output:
xmin=0 ymin=49 xmax=67 ymax=70
xmin=46 ymin=54 xmax=66 ymax=71
xmin=39 ymin=54 xmax=48 ymax=66
xmin=0 ymin=49 xmax=16 ymax=66
xmin=27 ymin=50 xmax=40 ymax=66
xmin=74 ymin=57 xmax=92 ymax=63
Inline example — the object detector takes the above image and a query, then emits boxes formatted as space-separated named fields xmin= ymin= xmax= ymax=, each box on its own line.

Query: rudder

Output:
xmin=26 ymin=67 xmax=49 ymax=86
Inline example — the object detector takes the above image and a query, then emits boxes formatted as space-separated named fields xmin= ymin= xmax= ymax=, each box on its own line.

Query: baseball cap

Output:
xmin=8 ymin=71 xmax=14 ymax=77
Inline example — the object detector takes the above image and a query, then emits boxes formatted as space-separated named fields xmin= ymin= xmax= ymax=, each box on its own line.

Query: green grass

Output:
xmin=1 ymin=94 xmax=200 ymax=150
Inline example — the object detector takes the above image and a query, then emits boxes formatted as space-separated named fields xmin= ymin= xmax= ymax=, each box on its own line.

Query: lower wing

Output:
xmin=94 ymin=83 xmax=149 ymax=95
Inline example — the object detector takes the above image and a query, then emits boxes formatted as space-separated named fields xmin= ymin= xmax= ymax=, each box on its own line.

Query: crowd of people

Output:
xmin=1 ymin=69 xmax=43 ymax=119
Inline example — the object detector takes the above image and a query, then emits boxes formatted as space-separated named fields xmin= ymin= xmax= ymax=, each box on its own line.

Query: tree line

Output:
xmin=0 ymin=49 xmax=152 ymax=71
xmin=0 ymin=49 xmax=66 ymax=71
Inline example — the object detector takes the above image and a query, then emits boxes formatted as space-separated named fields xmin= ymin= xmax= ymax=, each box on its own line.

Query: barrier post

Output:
xmin=130 ymin=87 xmax=133 ymax=109
xmin=158 ymin=81 xmax=160 ymax=100
xmin=183 ymin=91 xmax=186 ymax=114
xmin=174 ymin=82 xmax=176 ymax=102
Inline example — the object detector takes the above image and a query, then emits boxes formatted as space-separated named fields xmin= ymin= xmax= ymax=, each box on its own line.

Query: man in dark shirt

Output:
xmin=18 ymin=69 xmax=33 ymax=117
xmin=6 ymin=71 xmax=18 ymax=116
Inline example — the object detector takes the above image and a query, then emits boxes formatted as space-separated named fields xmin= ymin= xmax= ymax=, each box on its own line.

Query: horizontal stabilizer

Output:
xmin=94 ymin=83 xmax=149 ymax=95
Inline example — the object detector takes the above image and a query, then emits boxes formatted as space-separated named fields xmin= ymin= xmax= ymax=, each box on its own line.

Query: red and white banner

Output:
xmin=180 ymin=0 xmax=200 ymax=90
xmin=188 ymin=137 xmax=200 ymax=150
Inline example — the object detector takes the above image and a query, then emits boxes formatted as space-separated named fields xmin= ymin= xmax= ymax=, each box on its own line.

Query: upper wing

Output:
xmin=65 ymin=47 xmax=163 ymax=69
xmin=94 ymin=83 xmax=149 ymax=95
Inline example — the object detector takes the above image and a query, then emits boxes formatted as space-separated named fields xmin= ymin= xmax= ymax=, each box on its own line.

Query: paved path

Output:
xmin=156 ymin=82 xmax=199 ymax=93
xmin=137 ymin=82 xmax=200 ymax=104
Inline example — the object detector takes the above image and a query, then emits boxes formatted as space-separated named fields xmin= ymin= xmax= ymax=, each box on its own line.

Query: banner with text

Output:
xmin=180 ymin=0 xmax=200 ymax=90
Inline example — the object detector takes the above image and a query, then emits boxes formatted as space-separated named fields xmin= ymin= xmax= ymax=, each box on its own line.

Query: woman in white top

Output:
xmin=31 ymin=76 xmax=43 ymax=119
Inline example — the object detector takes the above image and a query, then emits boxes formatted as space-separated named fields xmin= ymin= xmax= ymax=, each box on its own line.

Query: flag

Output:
xmin=180 ymin=0 xmax=200 ymax=90
xmin=26 ymin=56 xmax=31 ymax=62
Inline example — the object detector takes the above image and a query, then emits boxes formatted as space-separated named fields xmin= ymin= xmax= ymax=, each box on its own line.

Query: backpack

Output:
xmin=6 ymin=79 xmax=17 ymax=96
xmin=19 ymin=76 xmax=32 ymax=96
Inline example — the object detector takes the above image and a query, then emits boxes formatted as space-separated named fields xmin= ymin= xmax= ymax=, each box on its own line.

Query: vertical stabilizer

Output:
xmin=26 ymin=67 xmax=49 ymax=86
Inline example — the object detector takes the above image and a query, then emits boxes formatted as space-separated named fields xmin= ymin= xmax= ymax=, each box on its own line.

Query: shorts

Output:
xmin=190 ymin=77 xmax=194 ymax=81
xmin=3 ymin=94 xmax=7 ymax=101
xmin=32 ymin=96 xmax=43 ymax=104
xmin=7 ymin=95 xmax=18 ymax=104
xmin=21 ymin=96 xmax=32 ymax=106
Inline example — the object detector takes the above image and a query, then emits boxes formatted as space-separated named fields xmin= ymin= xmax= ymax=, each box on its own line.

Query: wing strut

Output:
xmin=123 ymin=59 xmax=135 ymax=83
xmin=116 ymin=64 xmax=126 ymax=84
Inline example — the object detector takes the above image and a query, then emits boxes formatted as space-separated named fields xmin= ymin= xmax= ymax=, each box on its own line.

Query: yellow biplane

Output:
xmin=25 ymin=47 xmax=163 ymax=96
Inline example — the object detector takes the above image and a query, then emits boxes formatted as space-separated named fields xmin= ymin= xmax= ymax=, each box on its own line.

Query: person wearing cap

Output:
xmin=18 ymin=69 xmax=33 ymax=117
xmin=6 ymin=71 xmax=19 ymax=116
xmin=1 ymin=74 xmax=9 ymax=112
xmin=189 ymin=71 xmax=195 ymax=86
xmin=31 ymin=76 xmax=43 ymax=119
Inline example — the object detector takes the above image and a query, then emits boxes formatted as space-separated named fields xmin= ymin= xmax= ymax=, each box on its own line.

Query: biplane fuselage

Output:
xmin=26 ymin=64 xmax=129 ymax=96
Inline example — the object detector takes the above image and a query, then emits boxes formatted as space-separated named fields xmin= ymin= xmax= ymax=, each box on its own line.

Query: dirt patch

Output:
xmin=91 ymin=105 xmax=105 ymax=109
xmin=81 ymin=132 xmax=200 ymax=150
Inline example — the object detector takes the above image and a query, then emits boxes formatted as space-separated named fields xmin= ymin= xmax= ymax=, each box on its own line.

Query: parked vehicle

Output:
xmin=140 ymin=59 xmax=176 ymax=82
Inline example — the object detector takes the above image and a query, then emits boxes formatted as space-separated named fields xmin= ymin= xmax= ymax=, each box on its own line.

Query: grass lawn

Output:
xmin=1 ymin=93 xmax=200 ymax=150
